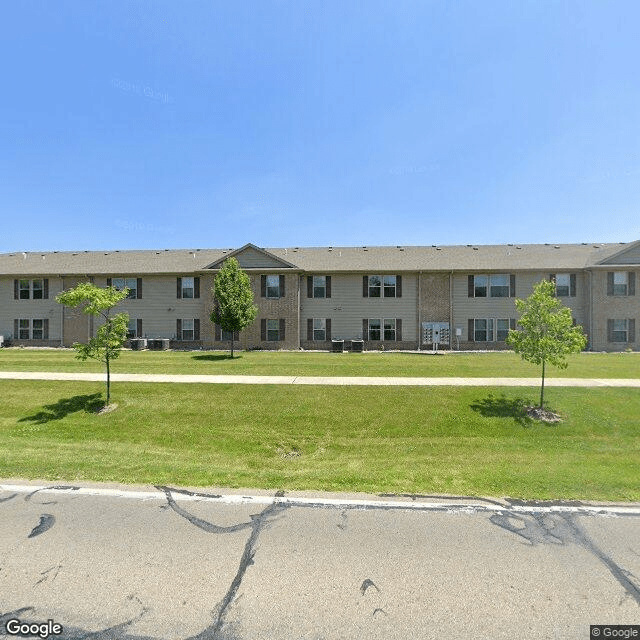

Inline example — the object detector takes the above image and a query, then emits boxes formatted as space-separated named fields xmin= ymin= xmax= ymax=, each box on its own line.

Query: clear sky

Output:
xmin=2 ymin=1 xmax=639 ymax=252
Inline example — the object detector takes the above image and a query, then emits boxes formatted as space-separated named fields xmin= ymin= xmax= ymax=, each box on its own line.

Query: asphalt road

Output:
xmin=1 ymin=483 xmax=639 ymax=640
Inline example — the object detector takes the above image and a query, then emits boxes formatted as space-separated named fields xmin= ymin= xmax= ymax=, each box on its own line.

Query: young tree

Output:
xmin=507 ymin=279 xmax=587 ymax=410
xmin=56 ymin=283 xmax=129 ymax=407
xmin=210 ymin=257 xmax=258 ymax=357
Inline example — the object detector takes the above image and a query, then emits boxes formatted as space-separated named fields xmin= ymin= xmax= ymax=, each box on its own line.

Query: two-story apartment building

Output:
xmin=1 ymin=241 xmax=638 ymax=352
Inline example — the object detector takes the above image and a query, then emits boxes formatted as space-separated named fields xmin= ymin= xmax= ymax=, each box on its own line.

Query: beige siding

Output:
xmin=300 ymin=273 xmax=417 ymax=345
xmin=0 ymin=276 xmax=65 ymax=345
xmin=600 ymin=245 xmax=640 ymax=265
xmin=453 ymin=271 xmax=589 ymax=346
xmin=235 ymin=247 xmax=294 ymax=269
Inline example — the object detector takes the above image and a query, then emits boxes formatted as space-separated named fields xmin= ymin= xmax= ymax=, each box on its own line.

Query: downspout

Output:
xmin=60 ymin=275 xmax=64 ymax=347
xmin=417 ymin=271 xmax=422 ymax=351
xmin=449 ymin=270 xmax=454 ymax=350
xmin=587 ymin=269 xmax=593 ymax=351
xmin=297 ymin=272 xmax=301 ymax=350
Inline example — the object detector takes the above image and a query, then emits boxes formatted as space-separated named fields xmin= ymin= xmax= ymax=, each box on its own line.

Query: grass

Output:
xmin=1 ymin=379 xmax=638 ymax=501
xmin=1 ymin=347 xmax=639 ymax=378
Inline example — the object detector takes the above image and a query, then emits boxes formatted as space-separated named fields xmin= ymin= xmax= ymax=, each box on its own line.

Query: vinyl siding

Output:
xmin=0 ymin=276 xmax=64 ymax=343
xmin=300 ymin=273 xmax=417 ymax=342
xmin=234 ymin=247 xmax=294 ymax=269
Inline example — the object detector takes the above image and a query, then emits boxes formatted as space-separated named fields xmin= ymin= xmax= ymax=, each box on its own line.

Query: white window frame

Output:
xmin=489 ymin=274 xmax=510 ymax=298
xmin=266 ymin=318 xmax=280 ymax=341
xmin=313 ymin=318 xmax=326 ymax=341
xmin=611 ymin=319 xmax=628 ymax=342
xmin=17 ymin=318 xmax=46 ymax=340
xmin=313 ymin=276 xmax=326 ymax=299
xmin=266 ymin=275 xmax=280 ymax=299
xmin=18 ymin=318 xmax=30 ymax=339
xmin=555 ymin=274 xmax=570 ymax=297
xmin=368 ymin=275 xmax=382 ymax=298
xmin=181 ymin=318 xmax=195 ymax=340
xmin=613 ymin=272 xmax=628 ymax=296
xmin=496 ymin=319 xmax=510 ymax=342
xmin=368 ymin=319 xmax=381 ymax=341
xmin=474 ymin=318 xmax=495 ymax=342
xmin=473 ymin=275 xmax=487 ymax=298
xmin=181 ymin=277 xmax=194 ymax=299
xmin=113 ymin=277 xmax=138 ymax=299
xmin=127 ymin=318 xmax=138 ymax=339
xmin=383 ymin=318 xmax=396 ymax=341
xmin=383 ymin=276 xmax=397 ymax=298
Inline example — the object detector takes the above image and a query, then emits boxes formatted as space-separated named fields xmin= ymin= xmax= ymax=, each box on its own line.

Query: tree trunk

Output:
xmin=231 ymin=335 xmax=234 ymax=358
xmin=540 ymin=359 xmax=545 ymax=409
xmin=106 ymin=350 xmax=110 ymax=406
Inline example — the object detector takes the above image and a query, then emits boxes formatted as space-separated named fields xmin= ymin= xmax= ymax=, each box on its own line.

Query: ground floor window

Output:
xmin=609 ymin=319 xmax=629 ymax=342
xmin=471 ymin=318 xmax=516 ymax=342
xmin=261 ymin=319 xmax=285 ymax=342
xmin=177 ymin=318 xmax=199 ymax=341
xmin=364 ymin=318 xmax=402 ymax=341
xmin=15 ymin=318 xmax=48 ymax=340
xmin=496 ymin=319 xmax=510 ymax=341
xmin=313 ymin=318 xmax=326 ymax=341
xmin=474 ymin=318 xmax=494 ymax=342
xmin=127 ymin=318 xmax=142 ymax=339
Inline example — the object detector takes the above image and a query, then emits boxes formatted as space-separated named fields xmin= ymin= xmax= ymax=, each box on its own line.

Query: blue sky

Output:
xmin=2 ymin=1 xmax=639 ymax=252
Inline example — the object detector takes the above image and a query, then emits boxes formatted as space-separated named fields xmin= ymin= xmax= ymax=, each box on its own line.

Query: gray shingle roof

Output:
xmin=0 ymin=242 xmax=635 ymax=275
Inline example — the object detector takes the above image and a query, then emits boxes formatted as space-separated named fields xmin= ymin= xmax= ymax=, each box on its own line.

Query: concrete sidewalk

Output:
xmin=2 ymin=370 xmax=640 ymax=386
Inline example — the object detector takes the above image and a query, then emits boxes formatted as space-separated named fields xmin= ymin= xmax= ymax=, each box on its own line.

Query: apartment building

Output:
xmin=1 ymin=241 xmax=638 ymax=352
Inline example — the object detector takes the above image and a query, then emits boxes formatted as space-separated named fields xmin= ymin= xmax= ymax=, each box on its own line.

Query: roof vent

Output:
xmin=156 ymin=252 xmax=160 ymax=255
xmin=516 ymin=246 xmax=522 ymax=250
xmin=507 ymin=243 xmax=513 ymax=246
xmin=554 ymin=245 xmax=560 ymax=249
xmin=594 ymin=244 xmax=601 ymax=248
xmin=436 ymin=247 xmax=442 ymax=250
xmin=363 ymin=246 xmax=368 ymax=251
xmin=328 ymin=247 xmax=333 ymax=251
xmin=399 ymin=247 xmax=405 ymax=251
xmin=42 ymin=255 xmax=45 ymax=259
xmin=473 ymin=247 xmax=478 ymax=251
xmin=581 ymin=242 xmax=587 ymax=245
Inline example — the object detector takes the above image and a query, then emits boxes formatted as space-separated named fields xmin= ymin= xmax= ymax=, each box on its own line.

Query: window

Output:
xmin=181 ymin=277 xmax=194 ymax=299
xmin=555 ymin=274 xmax=570 ymax=297
xmin=16 ymin=279 xmax=48 ymax=300
xmin=473 ymin=275 xmax=487 ymax=297
xmin=383 ymin=318 xmax=396 ymax=341
xmin=221 ymin=329 xmax=234 ymax=341
xmin=267 ymin=319 xmax=280 ymax=341
xmin=489 ymin=274 xmax=509 ymax=298
xmin=19 ymin=319 xmax=30 ymax=339
xmin=267 ymin=275 xmax=280 ymax=298
xmin=496 ymin=319 xmax=510 ymax=342
xmin=112 ymin=277 xmax=138 ymax=299
xmin=15 ymin=319 xmax=48 ymax=340
xmin=181 ymin=319 xmax=194 ymax=340
xmin=611 ymin=319 xmax=628 ymax=342
xmin=127 ymin=318 xmax=138 ymax=339
xmin=474 ymin=319 xmax=494 ymax=342
xmin=313 ymin=276 xmax=326 ymax=298
xmin=368 ymin=275 xmax=381 ymax=298
xmin=469 ymin=274 xmax=514 ymax=297
xmin=32 ymin=279 xmax=44 ymax=299
xmin=613 ymin=272 xmax=628 ymax=296
xmin=383 ymin=276 xmax=396 ymax=298
xmin=313 ymin=318 xmax=326 ymax=341
xmin=368 ymin=319 xmax=381 ymax=340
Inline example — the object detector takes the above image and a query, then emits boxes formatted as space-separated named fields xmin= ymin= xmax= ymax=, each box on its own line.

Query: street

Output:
xmin=1 ymin=483 xmax=639 ymax=639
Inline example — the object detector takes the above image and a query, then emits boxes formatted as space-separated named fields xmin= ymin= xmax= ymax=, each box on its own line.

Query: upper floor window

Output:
xmin=314 ymin=276 xmax=326 ymax=298
xmin=15 ymin=279 xmax=48 ymax=300
xmin=266 ymin=275 xmax=280 ymax=298
xmin=363 ymin=275 xmax=402 ymax=298
xmin=555 ymin=274 xmax=570 ymax=297
xmin=468 ymin=274 xmax=514 ymax=298
xmin=110 ymin=277 xmax=139 ymax=299
xmin=261 ymin=275 xmax=284 ymax=299
xmin=608 ymin=271 xmax=635 ymax=297
xmin=177 ymin=277 xmax=200 ymax=299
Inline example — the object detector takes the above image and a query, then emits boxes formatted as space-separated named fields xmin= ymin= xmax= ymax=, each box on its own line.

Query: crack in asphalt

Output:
xmin=379 ymin=492 xmax=506 ymax=506
xmin=156 ymin=486 xmax=255 ymax=534
xmin=28 ymin=514 xmax=55 ymax=539
xmin=0 ymin=493 xmax=18 ymax=504
xmin=34 ymin=564 xmax=62 ymax=586
xmin=24 ymin=486 xmax=80 ymax=502
xmin=156 ymin=486 xmax=288 ymax=640
xmin=490 ymin=511 xmax=640 ymax=605
xmin=360 ymin=579 xmax=380 ymax=595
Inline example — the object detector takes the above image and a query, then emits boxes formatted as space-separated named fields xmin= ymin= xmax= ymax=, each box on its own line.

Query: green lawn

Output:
xmin=1 ymin=347 xmax=639 ymax=378
xmin=1 ymin=379 xmax=638 ymax=501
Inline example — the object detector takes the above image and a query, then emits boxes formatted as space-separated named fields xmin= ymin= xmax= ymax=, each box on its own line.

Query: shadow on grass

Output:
xmin=192 ymin=353 xmax=239 ymax=362
xmin=469 ymin=393 xmax=535 ymax=426
xmin=18 ymin=394 xmax=104 ymax=424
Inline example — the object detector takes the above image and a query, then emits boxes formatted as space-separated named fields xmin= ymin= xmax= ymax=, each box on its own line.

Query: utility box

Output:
xmin=130 ymin=338 xmax=147 ymax=351
xmin=148 ymin=339 xmax=170 ymax=351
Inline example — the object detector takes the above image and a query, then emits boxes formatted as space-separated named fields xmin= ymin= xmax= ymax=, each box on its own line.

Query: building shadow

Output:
xmin=469 ymin=393 xmax=534 ymax=426
xmin=18 ymin=394 xmax=104 ymax=424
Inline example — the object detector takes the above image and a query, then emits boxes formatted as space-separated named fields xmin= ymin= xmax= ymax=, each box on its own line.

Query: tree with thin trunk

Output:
xmin=210 ymin=257 xmax=258 ymax=357
xmin=507 ymin=279 xmax=587 ymax=410
xmin=56 ymin=283 xmax=129 ymax=408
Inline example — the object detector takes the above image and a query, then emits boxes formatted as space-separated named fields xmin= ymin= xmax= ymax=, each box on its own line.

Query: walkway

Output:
xmin=2 ymin=371 xmax=640 ymax=386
